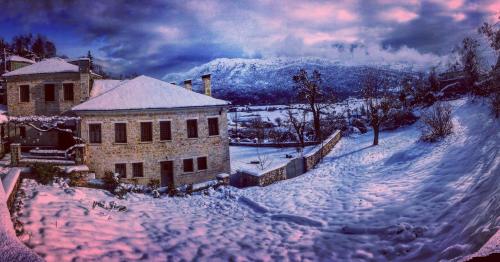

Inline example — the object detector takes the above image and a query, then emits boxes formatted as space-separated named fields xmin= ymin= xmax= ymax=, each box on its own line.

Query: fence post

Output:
xmin=10 ymin=143 xmax=21 ymax=166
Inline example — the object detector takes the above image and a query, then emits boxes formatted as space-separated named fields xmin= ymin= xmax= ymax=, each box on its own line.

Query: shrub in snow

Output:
xmin=351 ymin=118 xmax=368 ymax=134
xmin=420 ymin=102 xmax=453 ymax=142
xmin=31 ymin=163 xmax=61 ymax=185
xmin=102 ymin=171 xmax=120 ymax=191
xmin=147 ymin=178 xmax=160 ymax=190
xmin=383 ymin=109 xmax=418 ymax=131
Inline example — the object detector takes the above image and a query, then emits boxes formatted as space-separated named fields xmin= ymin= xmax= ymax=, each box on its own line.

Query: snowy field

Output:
xmin=15 ymin=98 xmax=499 ymax=261
xmin=230 ymin=145 xmax=314 ymax=173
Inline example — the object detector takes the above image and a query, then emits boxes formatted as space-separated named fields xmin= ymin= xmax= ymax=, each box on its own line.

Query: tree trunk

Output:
xmin=373 ymin=125 xmax=379 ymax=146
xmin=313 ymin=113 xmax=321 ymax=141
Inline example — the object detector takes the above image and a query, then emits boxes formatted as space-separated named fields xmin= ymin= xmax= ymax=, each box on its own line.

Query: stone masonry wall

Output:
xmin=5 ymin=72 xmax=86 ymax=116
xmin=304 ymin=130 xmax=342 ymax=170
xmin=78 ymin=107 xmax=231 ymax=186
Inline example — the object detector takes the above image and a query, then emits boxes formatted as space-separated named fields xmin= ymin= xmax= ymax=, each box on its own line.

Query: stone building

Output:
xmin=72 ymin=75 xmax=231 ymax=188
xmin=0 ymin=55 xmax=36 ymax=104
xmin=2 ymin=57 xmax=100 ymax=116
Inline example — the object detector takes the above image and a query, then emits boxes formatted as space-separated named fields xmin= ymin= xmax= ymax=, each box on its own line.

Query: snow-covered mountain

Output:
xmin=163 ymin=57 xmax=418 ymax=105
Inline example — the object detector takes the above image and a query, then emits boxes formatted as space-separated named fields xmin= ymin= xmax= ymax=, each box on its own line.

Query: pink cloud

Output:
xmin=380 ymin=7 xmax=419 ymax=23
xmin=287 ymin=2 xmax=357 ymax=23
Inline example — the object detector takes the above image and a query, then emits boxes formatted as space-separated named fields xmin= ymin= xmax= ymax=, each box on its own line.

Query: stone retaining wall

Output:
xmin=237 ymin=130 xmax=342 ymax=187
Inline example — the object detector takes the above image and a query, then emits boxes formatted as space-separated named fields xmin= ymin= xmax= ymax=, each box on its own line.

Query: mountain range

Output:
xmin=163 ymin=57 xmax=419 ymax=105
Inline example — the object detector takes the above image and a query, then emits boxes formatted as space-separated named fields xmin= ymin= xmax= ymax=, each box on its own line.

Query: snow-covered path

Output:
xmin=15 ymin=99 xmax=499 ymax=261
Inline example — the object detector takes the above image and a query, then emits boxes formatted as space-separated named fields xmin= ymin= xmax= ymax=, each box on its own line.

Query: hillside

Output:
xmin=163 ymin=57 xmax=417 ymax=105
xmin=13 ymin=97 xmax=499 ymax=261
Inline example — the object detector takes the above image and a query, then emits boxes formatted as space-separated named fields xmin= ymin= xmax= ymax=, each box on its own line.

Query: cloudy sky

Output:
xmin=0 ymin=0 xmax=498 ymax=77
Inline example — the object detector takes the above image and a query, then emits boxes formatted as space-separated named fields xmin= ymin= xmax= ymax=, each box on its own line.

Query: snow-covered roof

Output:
xmin=72 ymin=75 xmax=229 ymax=111
xmin=90 ymin=79 xmax=127 ymax=97
xmin=4 ymin=55 xmax=35 ymax=64
xmin=2 ymin=58 xmax=78 ymax=77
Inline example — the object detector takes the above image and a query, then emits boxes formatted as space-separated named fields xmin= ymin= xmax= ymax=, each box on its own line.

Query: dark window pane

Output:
xmin=115 ymin=163 xmax=127 ymax=178
xmin=208 ymin=118 xmax=219 ymax=136
xmin=20 ymin=85 xmax=30 ymax=102
xmin=63 ymin=83 xmax=74 ymax=101
xmin=19 ymin=126 xmax=26 ymax=139
xmin=141 ymin=122 xmax=152 ymax=142
xmin=197 ymin=157 xmax=207 ymax=170
xmin=183 ymin=159 xmax=194 ymax=172
xmin=114 ymin=123 xmax=127 ymax=143
xmin=89 ymin=124 xmax=101 ymax=143
xmin=132 ymin=163 xmax=143 ymax=177
xmin=160 ymin=121 xmax=172 ymax=141
xmin=187 ymin=119 xmax=198 ymax=138
xmin=44 ymin=84 xmax=55 ymax=102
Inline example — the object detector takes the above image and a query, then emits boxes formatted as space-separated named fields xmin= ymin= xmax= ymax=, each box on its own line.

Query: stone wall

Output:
xmin=239 ymin=165 xmax=287 ymax=187
xmin=304 ymin=130 xmax=342 ymax=170
xmin=77 ymin=107 xmax=231 ymax=187
xmin=5 ymin=72 xmax=88 ymax=116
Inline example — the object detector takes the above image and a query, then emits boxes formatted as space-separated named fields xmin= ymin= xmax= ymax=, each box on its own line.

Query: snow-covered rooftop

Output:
xmin=2 ymin=57 xmax=78 ymax=77
xmin=90 ymin=79 xmax=127 ymax=98
xmin=73 ymin=75 xmax=229 ymax=111
xmin=4 ymin=55 xmax=35 ymax=64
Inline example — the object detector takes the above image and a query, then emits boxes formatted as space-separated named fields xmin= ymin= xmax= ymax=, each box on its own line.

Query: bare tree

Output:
xmin=249 ymin=117 xmax=266 ymax=143
xmin=292 ymin=69 xmax=335 ymax=141
xmin=255 ymin=146 xmax=273 ymax=171
xmin=286 ymin=106 xmax=308 ymax=153
xmin=459 ymin=37 xmax=481 ymax=95
xmin=420 ymin=102 xmax=453 ymax=142
xmin=230 ymin=109 xmax=240 ymax=138
xmin=362 ymin=71 xmax=391 ymax=146
xmin=478 ymin=16 xmax=500 ymax=69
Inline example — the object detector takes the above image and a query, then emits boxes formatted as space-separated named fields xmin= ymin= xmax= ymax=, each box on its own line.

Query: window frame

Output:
xmin=63 ymin=83 xmax=74 ymax=101
xmin=19 ymin=85 xmax=30 ymax=102
xmin=88 ymin=123 xmax=102 ymax=144
xmin=115 ymin=163 xmax=127 ymax=178
xmin=44 ymin=84 xmax=56 ymax=102
xmin=197 ymin=156 xmax=208 ymax=171
xmin=114 ymin=122 xmax=127 ymax=144
xmin=208 ymin=117 xmax=220 ymax=136
xmin=132 ymin=162 xmax=144 ymax=177
xmin=159 ymin=120 xmax=172 ymax=141
xmin=183 ymin=158 xmax=194 ymax=173
xmin=140 ymin=121 xmax=153 ymax=142
xmin=186 ymin=119 xmax=198 ymax=139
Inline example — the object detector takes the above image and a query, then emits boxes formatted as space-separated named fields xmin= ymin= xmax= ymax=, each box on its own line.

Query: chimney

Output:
xmin=183 ymin=79 xmax=192 ymax=91
xmin=202 ymin=74 xmax=211 ymax=96
xmin=77 ymin=58 xmax=91 ymax=101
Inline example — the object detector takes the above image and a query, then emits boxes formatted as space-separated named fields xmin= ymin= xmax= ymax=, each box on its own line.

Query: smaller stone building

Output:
xmin=3 ymin=57 xmax=101 ymax=116
xmin=1 ymin=55 xmax=36 ymax=104
xmin=72 ymin=75 xmax=231 ymax=188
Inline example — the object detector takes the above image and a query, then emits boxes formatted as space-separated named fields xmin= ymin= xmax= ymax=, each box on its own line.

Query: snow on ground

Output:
xmin=230 ymin=145 xmax=314 ymax=174
xmin=15 ymin=98 xmax=499 ymax=261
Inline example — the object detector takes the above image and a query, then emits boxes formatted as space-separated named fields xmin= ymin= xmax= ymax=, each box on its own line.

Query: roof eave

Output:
xmin=71 ymin=103 xmax=231 ymax=114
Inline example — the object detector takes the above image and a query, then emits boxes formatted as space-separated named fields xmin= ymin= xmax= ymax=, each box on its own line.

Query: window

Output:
xmin=186 ymin=119 xmax=198 ymax=138
xmin=132 ymin=163 xmax=144 ymax=177
xmin=183 ymin=159 xmax=194 ymax=173
xmin=115 ymin=163 xmax=127 ymax=178
xmin=140 ymin=122 xmax=153 ymax=142
xmin=19 ymin=85 xmax=30 ymax=102
xmin=44 ymin=84 xmax=55 ymax=102
xmin=63 ymin=83 xmax=74 ymax=101
xmin=19 ymin=126 xmax=26 ymax=139
xmin=88 ymin=123 xmax=102 ymax=143
xmin=208 ymin=117 xmax=219 ymax=136
xmin=159 ymin=121 xmax=172 ymax=141
xmin=114 ymin=123 xmax=127 ymax=143
xmin=197 ymin=157 xmax=208 ymax=170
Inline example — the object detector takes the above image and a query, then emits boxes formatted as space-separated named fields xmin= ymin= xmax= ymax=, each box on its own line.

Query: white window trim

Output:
xmin=158 ymin=119 xmax=173 ymax=141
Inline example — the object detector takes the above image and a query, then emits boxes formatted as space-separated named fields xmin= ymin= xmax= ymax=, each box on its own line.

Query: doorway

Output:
xmin=160 ymin=160 xmax=174 ymax=188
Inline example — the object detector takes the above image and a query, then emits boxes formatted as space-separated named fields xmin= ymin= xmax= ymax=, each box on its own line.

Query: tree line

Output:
xmin=0 ymin=33 xmax=57 ymax=60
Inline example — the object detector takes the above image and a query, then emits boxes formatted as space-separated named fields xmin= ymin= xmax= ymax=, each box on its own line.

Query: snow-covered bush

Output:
xmin=31 ymin=163 xmax=61 ymax=185
xmin=147 ymin=178 xmax=160 ymax=190
xmin=383 ymin=109 xmax=418 ymax=131
xmin=351 ymin=118 xmax=368 ymax=134
xmin=102 ymin=171 xmax=120 ymax=192
xmin=420 ymin=102 xmax=453 ymax=142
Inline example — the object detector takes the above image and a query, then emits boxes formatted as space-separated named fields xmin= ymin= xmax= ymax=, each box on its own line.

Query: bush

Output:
xmin=420 ymin=102 xmax=453 ymax=142
xmin=383 ymin=109 xmax=418 ymax=130
xmin=148 ymin=178 xmax=160 ymax=190
xmin=67 ymin=172 xmax=88 ymax=187
xmin=351 ymin=118 xmax=368 ymax=134
xmin=102 ymin=171 xmax=120 ymax=191
xmin=32 ymin=163 xmax=60 ymax=185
